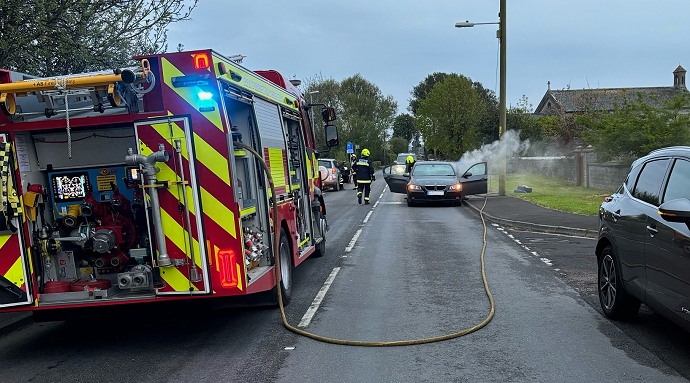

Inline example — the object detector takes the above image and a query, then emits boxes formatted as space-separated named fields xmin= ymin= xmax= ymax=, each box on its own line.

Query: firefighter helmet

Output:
xmin=361 ymin=148 xmax=370 ymax=157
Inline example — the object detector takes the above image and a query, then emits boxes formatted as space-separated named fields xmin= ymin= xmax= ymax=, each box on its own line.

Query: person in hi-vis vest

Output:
xmin=353 ymin=148 xmax=375 ymax=205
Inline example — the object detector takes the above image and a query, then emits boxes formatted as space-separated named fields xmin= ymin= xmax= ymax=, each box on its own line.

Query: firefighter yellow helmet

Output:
xmin=406 ymin=155 xmax=414 ymax=164
xmin=361 ymin=148 xmax=370 ymax=157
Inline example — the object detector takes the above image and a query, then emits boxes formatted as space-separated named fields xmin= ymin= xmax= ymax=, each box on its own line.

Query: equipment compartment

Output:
xmin=19 ymin=125 xmax=159 ymax=305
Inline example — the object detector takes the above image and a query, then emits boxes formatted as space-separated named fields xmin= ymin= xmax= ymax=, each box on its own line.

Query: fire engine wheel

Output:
xmin=278 ymin=228 xmax=293 ymax=305
xmin=313 ymin=211 xmax=326 ymax=257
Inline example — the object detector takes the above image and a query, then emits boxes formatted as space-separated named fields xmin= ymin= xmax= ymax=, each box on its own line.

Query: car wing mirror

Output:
xmin=659 ymin=198 xmax=690 ymax=222
xmin=403 ymin=172 xmax=410 ymax=177
xmin=462 ymin=172 xmax=473 ymax=178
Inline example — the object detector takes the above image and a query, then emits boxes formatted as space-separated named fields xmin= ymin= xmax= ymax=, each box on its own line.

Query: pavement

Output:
xmin=0 ymin=193 xmax=599 ymax=335
xmin=464 ymin=193 xmax=600 ymax=238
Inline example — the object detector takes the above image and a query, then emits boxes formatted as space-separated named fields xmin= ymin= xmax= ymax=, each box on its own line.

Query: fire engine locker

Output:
xmin=133 ymin=117 xmax=211 ymax=295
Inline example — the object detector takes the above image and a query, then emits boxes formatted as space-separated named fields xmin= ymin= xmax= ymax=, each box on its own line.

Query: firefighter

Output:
xmin=354 ymin=148 xmax=375 ymax=205
xmin=350 ymin=154 xmax=358 ymax=189
xmin=405 ymin=155 xmax=416 ymax=174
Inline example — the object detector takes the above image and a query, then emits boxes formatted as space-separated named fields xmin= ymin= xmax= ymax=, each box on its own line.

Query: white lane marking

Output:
xmin=540 ymin=257 xmax=553 ymax=266
xmin=298 ymin=267 xmax=341 ymax=328
xmin=363 ymin=211 xmax=373 ymax=223
xmin=494 ymin=225 xmax=557 ymax=268
xmin=345 ymin=228 xmax=362 ymax=253
xmin=373 ymin=200 xmax=380 ymax=208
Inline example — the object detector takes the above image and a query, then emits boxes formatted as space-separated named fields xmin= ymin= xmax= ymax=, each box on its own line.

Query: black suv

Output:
xmin=597 ymin=146 xmax=690 ymax=332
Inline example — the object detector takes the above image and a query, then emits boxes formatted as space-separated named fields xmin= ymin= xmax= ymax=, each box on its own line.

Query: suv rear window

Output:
xmin=663 ymin=159 xmax=690 ymax=203
xmin=318 ymin=160 xmax=332 ymax=168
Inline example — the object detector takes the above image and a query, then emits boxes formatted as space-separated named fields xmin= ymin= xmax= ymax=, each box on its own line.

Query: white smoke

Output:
xmin=457 ymin=130 xmax=530 ymax=173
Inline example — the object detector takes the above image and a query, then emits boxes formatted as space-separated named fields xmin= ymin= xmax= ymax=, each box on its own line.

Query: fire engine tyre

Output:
xmin=598 ymin=245 xmax=641 ymax=320
xmin=313 ymin=211 xmax=326 ymax=257
xmin=278 ymin=228 xmax=293 ymax=305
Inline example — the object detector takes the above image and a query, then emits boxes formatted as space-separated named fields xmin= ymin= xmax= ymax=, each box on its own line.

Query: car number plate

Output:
xmin=427 ymin=190 xmax=444 ymax=196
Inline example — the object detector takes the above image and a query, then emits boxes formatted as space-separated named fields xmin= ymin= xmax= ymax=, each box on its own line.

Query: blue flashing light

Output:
xmin=198 ymin=91 xmax=214 ymax=100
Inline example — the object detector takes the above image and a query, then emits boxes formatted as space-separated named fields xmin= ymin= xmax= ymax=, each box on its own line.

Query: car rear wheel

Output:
xmin=598 ymin=245 xmax=640 ymax=320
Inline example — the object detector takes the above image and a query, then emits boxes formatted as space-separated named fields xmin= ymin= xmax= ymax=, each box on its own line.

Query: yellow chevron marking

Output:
xmin=6 ymin=255 xmax=25 ymax=288
xmin=0 ymin=233 xmax=11 ymax=250
xmin=236 ymin=263 xmax=243 ymax=291
xmin=139 ymin=139 xmax=237 ymax=240
xmin=161 ymin=58 xmax=224 ymax=132
xmin=160 ymin=208 xmax=203 ymax=269
xmin=139 ymin=143 xmax=197 ymax=216
xmin=200 ymin=186 xmax=237 ymax=239
xmin=160 ymin=264 xmax=198 ymax=292
xmin=151 ymin=120 xmax=231 ymax=186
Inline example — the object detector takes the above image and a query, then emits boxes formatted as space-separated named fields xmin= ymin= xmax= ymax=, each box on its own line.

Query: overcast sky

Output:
xmin=167 ymin=0 xmax=689 ymax=114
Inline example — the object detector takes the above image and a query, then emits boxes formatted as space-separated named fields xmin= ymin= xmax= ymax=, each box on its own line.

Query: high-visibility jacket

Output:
xmin=354 ymin=157 xmax=375 ymax=183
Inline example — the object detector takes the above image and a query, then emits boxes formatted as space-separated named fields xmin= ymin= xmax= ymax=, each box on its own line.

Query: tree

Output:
xmin=507 ymin=95 xmax=541 ymax=142
xmin=409 ymin=72 xmax=449 ymax=115
xmin=392 ymin=113 xmax=415 ymax=142
xmin=578 ymin=93 xmax=690 ymax=162
xmin=0 ymin=0 xmax=198 ymax=76
xmin=415 ymin=74 xmax=484 ymax=160
xmin=388 ymin=137 xmax=409 ymax=156
xmin=303 ymin=74 xmax=340 ymax=156
xmin=305 ymin=74 xmax=397 ymax=163
xmin=472 ymin=81 xmax=499 ymax=144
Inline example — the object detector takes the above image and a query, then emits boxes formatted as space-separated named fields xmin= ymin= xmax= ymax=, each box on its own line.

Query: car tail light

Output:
xmin=331 ymin=168 xmax=336 ymax=174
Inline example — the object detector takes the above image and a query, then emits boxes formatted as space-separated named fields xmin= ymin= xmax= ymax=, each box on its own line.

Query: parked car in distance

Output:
xmin=382 ymin=160 xmax=487 ymax=206
xmin=318 ymin=158 xmax=344 ymax=191
xmin=395 ymin=152 xmax=417 ymax=165
xmin=597 ymin=146 xmax=690 ymax=333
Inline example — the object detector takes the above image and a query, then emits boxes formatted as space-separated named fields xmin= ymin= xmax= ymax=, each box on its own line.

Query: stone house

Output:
xmin=534 ymin=65 xmax=688 ymax=115
xmin=523 ymin=66 xmax=689 ymax=190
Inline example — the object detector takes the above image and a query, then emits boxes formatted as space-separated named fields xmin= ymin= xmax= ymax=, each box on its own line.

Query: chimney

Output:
xmin=674 ymin=65 xmax=686 ymax=90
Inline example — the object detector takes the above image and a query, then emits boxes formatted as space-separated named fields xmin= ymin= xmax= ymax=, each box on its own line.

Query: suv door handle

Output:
xmin=646 ymin=225 xmax=658 ymax=235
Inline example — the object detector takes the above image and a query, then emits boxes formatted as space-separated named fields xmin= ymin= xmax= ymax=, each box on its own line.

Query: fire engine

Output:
xmin=0 ymin=49 xmax=339 ymax=319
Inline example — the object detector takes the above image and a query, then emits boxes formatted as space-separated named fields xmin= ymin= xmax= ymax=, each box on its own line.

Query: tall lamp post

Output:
xmin=455 ymin=0 xmax=507 ymax=196
xmin=308 ymin=90 xmax=320 ymax=126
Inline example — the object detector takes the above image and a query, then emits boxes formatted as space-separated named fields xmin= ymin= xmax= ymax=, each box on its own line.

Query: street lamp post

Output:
xmin=455 ymin=0 xmax=507 ymax=196
xmin=308 ymin=90 xmax=320 ymax=127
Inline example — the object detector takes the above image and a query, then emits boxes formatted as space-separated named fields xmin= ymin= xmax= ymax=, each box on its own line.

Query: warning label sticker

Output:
xmin=96 ymin=175 xmax=117 ymax=191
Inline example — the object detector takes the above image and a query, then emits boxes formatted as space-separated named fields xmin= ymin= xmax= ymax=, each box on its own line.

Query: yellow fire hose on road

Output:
xmin=235 ymin=141 xmax=495 ymax=346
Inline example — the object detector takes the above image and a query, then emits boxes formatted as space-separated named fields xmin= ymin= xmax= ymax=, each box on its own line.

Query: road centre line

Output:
xmin=345 ymin=228 xmax=362 ymax=253
xmin=363 ymin=211 xmax=373 ymax=223
xmin=298 ymin=267 xmax=341 ymax=328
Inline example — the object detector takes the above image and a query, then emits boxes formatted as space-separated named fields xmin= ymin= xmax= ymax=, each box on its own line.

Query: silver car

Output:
xmin=318 ymin=158 xmax=343 ymax=191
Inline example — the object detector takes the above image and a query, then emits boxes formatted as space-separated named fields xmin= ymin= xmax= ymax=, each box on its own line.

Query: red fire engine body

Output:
xmin=0 ymin=50 xmax=337 ymax=318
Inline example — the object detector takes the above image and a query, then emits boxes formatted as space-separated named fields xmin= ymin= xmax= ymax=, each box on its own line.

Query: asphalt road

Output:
xmin=1 ymin=176 xmax=689 ymax=382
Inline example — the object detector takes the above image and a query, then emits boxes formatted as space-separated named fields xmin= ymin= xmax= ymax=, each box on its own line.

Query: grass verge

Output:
xmin=487 ymin=173 xmax=614 ymax=216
